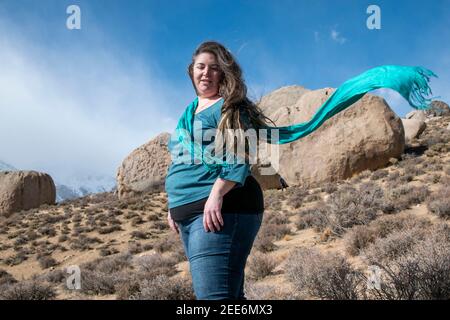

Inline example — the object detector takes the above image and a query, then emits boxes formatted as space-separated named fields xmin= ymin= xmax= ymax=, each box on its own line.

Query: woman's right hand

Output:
xmin=167 ymin=210 xmax=179 ymax=234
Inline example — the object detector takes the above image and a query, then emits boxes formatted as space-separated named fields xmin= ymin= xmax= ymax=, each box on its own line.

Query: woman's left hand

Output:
xmin=203 ymin=192 xmax=224 ymax=232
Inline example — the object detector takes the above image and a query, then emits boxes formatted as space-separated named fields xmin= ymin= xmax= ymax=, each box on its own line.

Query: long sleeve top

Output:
xmin=165 ymin=98 xmax=251 ymax=210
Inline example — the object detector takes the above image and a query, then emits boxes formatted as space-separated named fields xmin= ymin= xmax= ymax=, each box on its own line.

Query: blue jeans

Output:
xmin=177 ymin=212 xmax=263 ymax=300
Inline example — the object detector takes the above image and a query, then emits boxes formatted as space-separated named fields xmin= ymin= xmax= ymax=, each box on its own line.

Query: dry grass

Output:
xmin=247 ymin=251 xmax=278 ymax=280
xmin=427 ymin=186 xmax=450 ymax=219
xmin=285 ymin=248 xmax=364 ymax=300
xmin=0 ymin=115 xmax=448 ymax=300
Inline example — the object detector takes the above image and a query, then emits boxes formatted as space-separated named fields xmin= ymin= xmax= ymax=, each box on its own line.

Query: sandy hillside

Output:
xmin=0 ymin=115 xmax=449 ymax=300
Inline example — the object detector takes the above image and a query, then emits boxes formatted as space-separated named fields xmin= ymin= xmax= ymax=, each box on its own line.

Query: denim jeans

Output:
xmin=176 ymin=212 xmax=263 ymax=300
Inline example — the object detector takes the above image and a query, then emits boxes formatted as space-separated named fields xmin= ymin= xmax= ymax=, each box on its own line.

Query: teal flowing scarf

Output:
xmin=175 ymin=65 xmax=437 ymax=174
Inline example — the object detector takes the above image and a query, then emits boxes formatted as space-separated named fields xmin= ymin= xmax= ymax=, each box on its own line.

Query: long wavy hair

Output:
xmin=188 ymin=41 xmax=275 ymax=163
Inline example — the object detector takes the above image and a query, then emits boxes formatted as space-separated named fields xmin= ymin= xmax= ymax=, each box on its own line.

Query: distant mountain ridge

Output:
xmin=0 ymin=160 xmax=16 ymax=171
xmin=0 ymin=160 xmax=115 ymax=202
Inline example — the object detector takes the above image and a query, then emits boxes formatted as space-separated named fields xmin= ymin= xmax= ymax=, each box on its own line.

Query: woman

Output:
xmin=165 ymin=41 xmax=436 ymax=300
xmin=165 ymin=41 xmax=270 ymax=300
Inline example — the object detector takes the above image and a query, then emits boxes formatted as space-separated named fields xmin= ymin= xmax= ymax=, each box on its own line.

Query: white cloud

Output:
xmin=236 ymin=41 xmax=248 ymax=55
xmin=330 ymin=28 xmax=347 ymax=44
xmin=0 ymin=19 xmax=183 ymax=184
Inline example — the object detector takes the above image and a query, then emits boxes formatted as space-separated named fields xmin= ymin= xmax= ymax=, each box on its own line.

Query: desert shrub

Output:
xmin=38 ymin=226 xmax=57 ymax=237
xmin=71 ymin=213 xmax=83 ymax=223
xmin=253 ymin=233 xmax=276 ymax=253
xmin=129 ymin=202 xmax=148 ymax=211
xmin=374 ymin=213 xmax=430 ymax=236
xmin=287 ymin=187 xmax=309 ymax=209
xmin=43 ymin=269 xmax=66 ymax=284
xmin=320 ymin=183 xmax=338 ymax=194
xmin=4 ymin=251 xmax=28 ymax=266
xmin=384 ymin=185 xmax=430 ymax=213
xmin=247 ymin=252 xmax=277 ymax=280
xmin=303 ymin=194 xmax=322 ymax=203
xmin=345 ymin=214 xmax=431 ymax=256
xmin=130 ymin=231 xmax=149 ymax=240
xmin=124 ymin=211 xmax=139 ymax=220
xmin=370 ymin=169 xmax=389 ymax=181
xmin=319 ymin=182 xmax=384 ymax=235
xmin=80 ymin=270 xmax=129 ymax=295
xmin=99 ymin=247 xmax=119 ymax=257
xmin=402 ymin=164 xmax=425 ymax=176
xmin=366 ymin=226 xmax=450 ymax=300
xmin=134 ymin=253 xmax=177 ymax=277
xmin=363 ymin=229 xmax=425 ymax=263
xmin=425 ymin=173 xmax=442 ymax=184
xmin=344 ymin=225 xmax=376 ymax=256
xmin=263 ymin=212 xmax=287 ymax=227
xmin=445 ymin=165 xmax=450 ymax=176
xmin=107 ymin=217 xmax=122 ymax=226
xmin=427 ymin=163 xmax=444 ymax=172
xmin=0 ymin=269 xmax=17 ymax=286
xmin=0 ymin=281 xmax=56 ymax=300
xmin=147 ymin=213 xmax=159 ymax=222
xmin=259 ymin=222 xmax=292 ymax=241
xmin=295 ymin=206 xmax=327 ymax=231
xmin=386 ymin=171 xmax=400 ymax=181
xmin=245 ymin=281 xmax=304 ymax=300
xmin=129 ymin=275 xmax=195 ymax=300
xmin=127 ymin=242 xmax=143 ymax=254
xmin=285 ymin=248 xmax=364 ymax=300
xmin=38 ymin=255 xmax=58 ymax=269
xmin=98 ymin=225 xmax=123 ymax=234
xmin=14 ymin=236 xmax=28 ymax=246
xmin=399 ymin=173 xmax=414 ymax=183
xmin=94 ymin=253 xmax=132 ymax=274
xmin=153 ymin=221 xmax=169 ymax=231
xmin=427 ymin=186 xmax=450 ymax=219
xmin=25 ymin=230 xmax=40 ymax=241
xmin=131 ymin=217 xmax=144 ymax=227
xmin=58 ymin=235 xmax=69 ymax=242
xmin=153 ymin=236 xmax=180 ymax=253
xmin=70 ymin=235 xmax=103 ymax=251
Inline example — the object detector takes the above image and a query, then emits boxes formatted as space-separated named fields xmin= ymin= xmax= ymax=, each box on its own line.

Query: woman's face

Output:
xmin=192 ymin=52 xmax=222 ymax=98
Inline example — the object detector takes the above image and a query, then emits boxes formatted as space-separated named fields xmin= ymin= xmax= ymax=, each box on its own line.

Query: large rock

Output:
xmin=117 ymin=132 xmax=172 ymax=199
xmin=401 ymin=118 xmax=427 ymax=143
xmin=252 ymin=87 xmax=405 ymax=189
xmin=426 ymin=100 xmax=450 ymax=117
xmin=0 ymin=171 xmax=56 ymax=217
xmin=250 ymin=162 xmax=285 ymax=190
xmin=406 ymin=110 xmax=427 ymax=122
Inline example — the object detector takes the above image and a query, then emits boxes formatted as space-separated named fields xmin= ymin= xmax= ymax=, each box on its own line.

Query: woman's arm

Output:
xmin=203 ymin=177 xmax=236 ymax=232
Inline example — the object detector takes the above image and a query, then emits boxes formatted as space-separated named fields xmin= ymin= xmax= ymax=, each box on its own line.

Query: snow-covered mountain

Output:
xmin=0 ymin=160 xmax=16 ymax=171
xmin=0 ymin=160 xmax=116 ymax=202
xmin=55 ymin=174 xmax=116 ymax=202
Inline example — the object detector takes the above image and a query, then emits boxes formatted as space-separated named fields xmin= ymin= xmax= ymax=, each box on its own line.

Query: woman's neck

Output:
xmin=198 ymin=94 xmax=221 ymax=101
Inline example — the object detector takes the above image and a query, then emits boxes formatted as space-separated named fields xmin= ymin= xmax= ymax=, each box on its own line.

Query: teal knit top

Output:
xmin=165 ymin=98 xmax=250 ymax=209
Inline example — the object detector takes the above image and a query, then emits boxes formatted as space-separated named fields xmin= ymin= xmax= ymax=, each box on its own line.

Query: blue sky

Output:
xmin=0 ymin=0 xmax=449 ymax=183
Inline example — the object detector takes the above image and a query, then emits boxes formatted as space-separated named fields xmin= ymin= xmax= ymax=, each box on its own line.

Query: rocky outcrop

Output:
xmin=0 ymin=171 xmax=56 ymax=217
xmin=406 ymin=110 xmax=427 ymax=122
xmin=253 ymin=87 xmax=405 ymax=189
xmin=426 ymin=100 xmax=450 ymax=117
xmin=402 ymin=118 xmax=427 ymax=143
xmin=117 ymin=132 xmax=172 ymax=199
